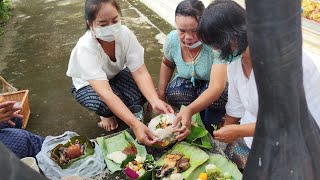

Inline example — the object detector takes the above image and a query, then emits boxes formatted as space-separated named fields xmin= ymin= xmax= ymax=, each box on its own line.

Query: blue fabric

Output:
xmin=0 ymin=119 xmax=44 ymax=158
xmin=72 ymin=68 xmax=147 ymax=118
xmin=163 ymin=30 xmax=228 ymax=82
xmin=166 ymin=77 xmax=228 ymax=134
xmin=0 ymin=117 xmax=22 ymax=129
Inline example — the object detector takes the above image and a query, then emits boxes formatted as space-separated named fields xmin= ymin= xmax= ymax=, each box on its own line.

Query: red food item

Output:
xmin=122 ymin=143 xmax=138 ymax=156
xmin=125 ymin=167 xmax=139 ymax=179
xmin=65 ymin=144 xmax=82 ymax=159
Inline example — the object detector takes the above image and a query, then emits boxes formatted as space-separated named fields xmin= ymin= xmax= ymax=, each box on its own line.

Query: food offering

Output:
xmin=97 ymin=131 xmax=147 ymax=173
xmin=191 ymin=154 xmax=243 ymax=180
xmin=155 ymin=153 xmax=190 ymax=179
xmin=302 ymin=0 xmax=320 ymax=22
xmin=148 ymin=114 xmax=177 ymax=148
xmin=106 ymin=142 xmax=138 ymax=164
xmin=155 ymin=142 xmax=209 ymax=180
xmin=120 ymin=154 xmax=156 ymax=180
xmin=50 ymin=136 xmax=95 ymax=169
xmin=196 ymin=164 xmax=233 ymax=180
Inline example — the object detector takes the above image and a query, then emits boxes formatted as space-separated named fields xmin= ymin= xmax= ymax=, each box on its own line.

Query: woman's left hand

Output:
xmin=173 ymin=108 xmax=192 ymax=141
xmin=151 ymin=99 xmax=174 ymax=114
xmin=213 ymin=124 xmax=240 ymax=143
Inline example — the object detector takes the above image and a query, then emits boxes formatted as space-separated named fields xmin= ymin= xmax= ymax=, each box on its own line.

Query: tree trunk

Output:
xmin=244 ymin=0 xmax=320 ymax=179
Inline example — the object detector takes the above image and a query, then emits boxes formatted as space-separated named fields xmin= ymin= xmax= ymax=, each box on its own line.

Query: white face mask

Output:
xmin=183 ymin=41 xmax=202 ymax=49
xmin=94 ymin=21 xmax=122 ymax=42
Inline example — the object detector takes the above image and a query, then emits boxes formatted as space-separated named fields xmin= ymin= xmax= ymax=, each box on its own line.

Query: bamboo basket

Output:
xmin=0 ymin=76 xmax=30 ymax=129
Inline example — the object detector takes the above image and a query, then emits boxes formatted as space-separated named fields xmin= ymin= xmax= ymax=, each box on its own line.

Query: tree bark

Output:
xmin=244 ymin=0 xmax=320 ymax=179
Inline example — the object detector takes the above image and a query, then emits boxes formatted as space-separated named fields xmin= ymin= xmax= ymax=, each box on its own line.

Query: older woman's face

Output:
xmin=175 ymin=15 xmax=199 ymax=46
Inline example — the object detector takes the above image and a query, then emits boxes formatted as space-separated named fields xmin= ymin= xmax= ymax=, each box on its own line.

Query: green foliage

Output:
xmin=0 ymin=0 xmax=11 ymax=22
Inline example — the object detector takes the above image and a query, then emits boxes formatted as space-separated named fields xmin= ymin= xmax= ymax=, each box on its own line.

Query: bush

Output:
xmin=0 ymin=0 xmax=11 ymax=23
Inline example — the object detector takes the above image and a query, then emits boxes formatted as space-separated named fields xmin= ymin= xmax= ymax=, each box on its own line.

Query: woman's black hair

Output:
xmin=85 ymin=0 xmax=122 ymax=30
xmin=175 ymin=0 xmax=205 ymax=22
xmin=197 ymin=0 xmax=247 ymax=60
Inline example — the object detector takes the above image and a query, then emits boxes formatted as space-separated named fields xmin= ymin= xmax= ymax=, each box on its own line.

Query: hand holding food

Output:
xmin=173 ymin=108 xmax=192 ymax=141
xmin=132 ymin=121 xmax=157 ymax=146
xmin=150 ymin=99 xmax=174 ymax=114
xmin=213 ymin=125 xmax=240 ymax=144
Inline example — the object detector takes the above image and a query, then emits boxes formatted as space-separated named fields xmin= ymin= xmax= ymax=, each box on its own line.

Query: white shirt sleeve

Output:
xmin=68 ymin=44 xmax=108 ymax=81
xmin=123 ymin=28 xmax=144 ymax=72
xmin=226 ymin=65 xmax=246 ymax=118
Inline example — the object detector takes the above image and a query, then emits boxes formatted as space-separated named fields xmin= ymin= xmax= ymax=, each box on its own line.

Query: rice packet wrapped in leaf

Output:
xmin=191 ymin=153 xmax=243 ymax=180
xmin=180 ymin=106 xmax=213 ymax=150
xmin=96 ymin=130 xmax=147 ymax=173
xmin=156 ymin=142 xmax=209 ymax=180
xmin=50 ymin=136 xmax=95 ymax=169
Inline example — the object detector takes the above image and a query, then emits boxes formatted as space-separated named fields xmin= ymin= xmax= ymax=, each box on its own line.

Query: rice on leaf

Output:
xmin=96 ymin=130 xmax=147 ymax=173
xmin=190 ymin=153 xmax=242 ymax=180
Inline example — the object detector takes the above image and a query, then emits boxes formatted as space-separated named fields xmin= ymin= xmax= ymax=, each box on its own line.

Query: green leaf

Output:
xmin=120 ymin=154 xmax=136 ymax=169
xmin=190 ymin=153 xmax=243 ymax=180
xmin=180 ymin=105 xmax=213 ymax=150
xmin=50 ymin=136 xmax=95 ymax=169
xmin=157 ymin=142 xmax=209 ymax=180
xmin=96 ymin=130 xmax=147 ymax=173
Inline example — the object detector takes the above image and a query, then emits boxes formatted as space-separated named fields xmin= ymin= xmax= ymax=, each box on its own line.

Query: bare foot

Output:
xmin=98 ymin=116 xmax=118 ymax=131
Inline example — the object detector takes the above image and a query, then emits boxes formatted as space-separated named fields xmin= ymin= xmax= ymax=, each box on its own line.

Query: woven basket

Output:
xmin=0 ymin=76 xmax=30 ymax=129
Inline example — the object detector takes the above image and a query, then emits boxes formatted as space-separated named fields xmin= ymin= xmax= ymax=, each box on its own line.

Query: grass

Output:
xmin=0 ymin=0 xmax=11 ymax=34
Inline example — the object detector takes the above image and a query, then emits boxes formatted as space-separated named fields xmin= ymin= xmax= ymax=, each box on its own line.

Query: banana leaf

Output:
xmin=121 ymin=154 xmax=155 ymax=180
xmin=180 ymin=106 xmax=213 ymax=150
xmin=156 ymin=142 xmax=209 ymax=180
xmin=96 ymin=130 xmax=147 ymax=173
xmin=190 ymin=153 xmax=242 ymax=180
xmin=50 ymin=136 xmax=95 ymax=169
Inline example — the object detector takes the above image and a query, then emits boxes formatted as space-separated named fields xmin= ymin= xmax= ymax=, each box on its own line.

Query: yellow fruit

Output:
xmin=198 ymin=173 xmax=208 ymax=180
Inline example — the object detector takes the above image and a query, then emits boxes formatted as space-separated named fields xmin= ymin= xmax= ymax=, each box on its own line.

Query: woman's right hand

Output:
xmin=132 ymin=121 xmax=157 ymax=146
xmin=0 ymin=101 xmax=22 ymax=123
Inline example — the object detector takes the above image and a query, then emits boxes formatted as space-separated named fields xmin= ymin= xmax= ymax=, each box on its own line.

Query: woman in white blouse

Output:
xmin=198 ymin=0 xmax=320 ymax=148
xmin=67 ymin=0 xmax=173 ymax=146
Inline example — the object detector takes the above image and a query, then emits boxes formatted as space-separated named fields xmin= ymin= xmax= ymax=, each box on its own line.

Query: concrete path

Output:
xmin=0 ymin=0 xmax=173 ymax=138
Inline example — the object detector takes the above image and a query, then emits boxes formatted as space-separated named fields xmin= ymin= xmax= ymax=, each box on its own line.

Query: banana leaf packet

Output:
xmin=120 ymin=154 xmax=156 ymax=180
xmin=50 ymin=136 xmax=95 ymax=169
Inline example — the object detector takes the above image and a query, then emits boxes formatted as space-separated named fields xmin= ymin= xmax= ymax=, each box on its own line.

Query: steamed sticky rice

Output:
xmin=148 ymin=114 xmax=177 ymax=147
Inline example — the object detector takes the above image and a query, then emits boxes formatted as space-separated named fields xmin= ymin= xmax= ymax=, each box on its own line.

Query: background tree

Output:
xmin=244 ymin=0 xmax=320 ymax=179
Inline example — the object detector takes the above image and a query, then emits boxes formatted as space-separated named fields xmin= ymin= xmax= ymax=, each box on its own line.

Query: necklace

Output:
xmin=186 ymin=46 xmax=202 ymax=63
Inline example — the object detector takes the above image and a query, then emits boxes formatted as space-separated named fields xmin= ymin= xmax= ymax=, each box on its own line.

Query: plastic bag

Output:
xmin=36 ymin=131 xmax=106 ymax=180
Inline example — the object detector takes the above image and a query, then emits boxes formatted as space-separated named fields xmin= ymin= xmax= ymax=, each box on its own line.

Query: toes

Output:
xmin=111 ymin=122 xmax=118 ymax=130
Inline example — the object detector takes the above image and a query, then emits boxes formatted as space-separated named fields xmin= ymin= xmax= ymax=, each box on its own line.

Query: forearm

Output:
xmin=187 ymin=64 xmax=227 ymax=115
xmin=237 ymin=123 xmax=256 ymax=137
xmin=187 ymin=84 xmax=226 ymax=115
xmin=158 ymin=62 xmax=174 ymax=95
xmin=101 ymin=93 xmax=141 ymax=128
xmin=89 ymin=80 xmax=141 ymax=128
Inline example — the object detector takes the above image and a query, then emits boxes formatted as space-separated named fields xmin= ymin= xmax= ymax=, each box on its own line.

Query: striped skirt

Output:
xmin=166 ymin=77 xmax=228 ymax=133
xmin=71 ymin=68 xmax=147 ymax=118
